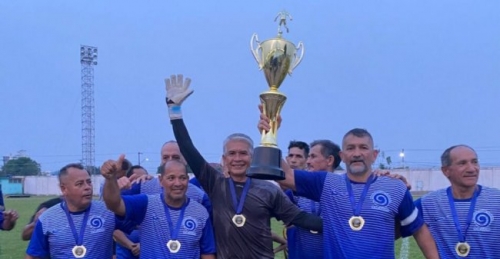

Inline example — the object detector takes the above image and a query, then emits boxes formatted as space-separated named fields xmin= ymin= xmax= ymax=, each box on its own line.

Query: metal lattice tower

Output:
xmin=80 ymin=45 xmax=98 ymax=172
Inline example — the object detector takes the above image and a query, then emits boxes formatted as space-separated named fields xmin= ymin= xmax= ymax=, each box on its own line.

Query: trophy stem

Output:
xmin=260 ymin=90 xmax=286 ymax=147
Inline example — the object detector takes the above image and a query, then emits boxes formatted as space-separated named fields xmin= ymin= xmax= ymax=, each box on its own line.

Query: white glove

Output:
xmin=164 ymin=74 xmax=194 ymax=120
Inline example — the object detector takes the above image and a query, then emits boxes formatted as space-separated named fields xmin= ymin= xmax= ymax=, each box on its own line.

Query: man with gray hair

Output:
xmin=415 ymin=145 xmax=500 ymax=258
xmin=164 ymin=74 xmax=322 ymax=259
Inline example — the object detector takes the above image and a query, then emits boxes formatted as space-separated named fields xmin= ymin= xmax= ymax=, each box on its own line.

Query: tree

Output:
xmin=1 ymin=157 xmax=41 ymax=176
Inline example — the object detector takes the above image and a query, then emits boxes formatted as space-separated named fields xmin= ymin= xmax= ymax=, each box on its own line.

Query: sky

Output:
xmin=1 ymin=1 xmax=499 ymax=174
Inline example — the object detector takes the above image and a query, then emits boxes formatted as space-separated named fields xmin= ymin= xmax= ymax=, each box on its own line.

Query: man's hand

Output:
xmin=101 ymin=155 xmax=126 ymax=180
xmin=374 ymin=169 xmax=412 ymax=190
xmin=165 ymin=74 xmax=194 ymax=120
xmin=257 ymin=104 xmax=282 ymax=133
xmin=117 ymin=176 xmax=131 ymax=190
xmin=129 ymin=243 xmax=140 ymax=256
xmin=3 ymin=209 xmax=19 ymax=230
xmin=131 ymin=174 xmax=153 ymax=185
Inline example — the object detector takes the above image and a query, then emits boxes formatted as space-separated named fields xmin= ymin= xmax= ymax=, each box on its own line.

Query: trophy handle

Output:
xmin=289 ymin=41 xmax=304 ymax=74
xmin=250 ymin=33 xmax=263 ymax=69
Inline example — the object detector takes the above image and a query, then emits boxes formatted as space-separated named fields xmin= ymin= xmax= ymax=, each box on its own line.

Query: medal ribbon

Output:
xmin=229 ymin=178 xmax=251 ymax=215
xmin=62 ymin=202 xmax=91 ymax=246
xmin=161 ymin=195 xmax=188 ymax=241
xmin=344 ymin=173 xmax=375 ymax=216
xmin=446 ymin=187 xmax=479 ymax=242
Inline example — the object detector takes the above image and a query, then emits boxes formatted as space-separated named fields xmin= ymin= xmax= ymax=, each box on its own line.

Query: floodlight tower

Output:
xmin=80 ymin=45 xmax=98 ymax=172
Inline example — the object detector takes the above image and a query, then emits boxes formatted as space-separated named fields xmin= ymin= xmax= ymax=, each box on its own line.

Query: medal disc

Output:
xmin=167 ymin=240 xmax=181 ymax=253
xmin=455 ymin=242 xmax=470 ymax=257
xmin=232 ymin=214 xmax=246 ymax=227
xmin=348 ymin=216 xmax=365 ymax=231
xmin=72 ymin=245 xmax=87 ymax=258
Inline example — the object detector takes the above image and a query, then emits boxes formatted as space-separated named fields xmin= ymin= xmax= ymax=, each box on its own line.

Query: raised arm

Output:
xmin=101 ymin=155 xmax=127 ymax=216
xmin=165 ymin=74 xmax=221 ymax=194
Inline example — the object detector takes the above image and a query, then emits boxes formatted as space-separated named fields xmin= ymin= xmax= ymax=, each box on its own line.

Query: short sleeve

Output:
xmin=26 ymin=220 xmax=49 ymax=257
xmin=122 ymin=194 xmax=148 ymax=225
xmin=200 ymin=218 xmax=216 ymax=254
xmin=398 ymin=190 xmax=424 ymax=237
xmin=295 ymin=170 xmax=327 ymax=202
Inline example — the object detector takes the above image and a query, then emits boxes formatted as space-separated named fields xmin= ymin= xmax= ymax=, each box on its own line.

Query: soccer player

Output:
xmin=21 ymin=196 xmax=62 ymax=240
xmin=122 ymin=141 xmax=212 ymax=215
xmin=102 ymin=156 xmax=216 ymax=259
xmin=114 ymin=165 xmax=149 ymax=259
xmin=164 ymin=74 xmax=322 ymax=259
xmin=284 ymin=140 xmax=340 ymax=259
xmin=286 ymin=141 xmax=309 ymax=170
xmin=415 ymin=145 xmax=500 ymax=258
xmin=277 ymin=128 xmax=439 ymax=259
xmin=25 ymin=163 xmax=126 ymax=259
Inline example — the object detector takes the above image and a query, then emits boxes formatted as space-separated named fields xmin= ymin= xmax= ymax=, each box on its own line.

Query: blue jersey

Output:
xmin=189 ymin=177 xmax=202 ymax=189
xmin=26 ymin=201 xmax=123 ymax=259
xmin=415 ymin=185 xmax=500 ymax=258
xmin=295 ymin=170 xmax=422 ymax=259
xmin=0 ymin=210 xmax=4 ymax=230
xmin=123 ymin=178 xmax=212 ymax=214
xmin=122 ymin=194 xmax=216 ymax=259
xmin=284 ymin=190 xmax=323 ymax=259
xmin=115 ymin=229 xmax=140 ymax=259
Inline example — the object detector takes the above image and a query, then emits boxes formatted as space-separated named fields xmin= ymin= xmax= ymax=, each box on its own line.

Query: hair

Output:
xmin=342 ymin=128 xmax=374 ymax=147
xmin=121 ymin=159 xmax=132 ymax=172
xmin=310 ymin=139 xmax=342 ymax=170
xmin=161 ymin=140 xmax=177 ymax=150
xmin=440 ymin=144 xmax=476 ymax=167
xmin=126 ymin=165 xmax=147 ymax=178
xmin=58 ymin=163 xmax=87 ymax=183
xmin=223 ymin=133 xmax=254 ymax=155
xmin=159 ymin=160 xmax=189 ymax=176
xmin=288 ymin=140 xmax=309 ymax=157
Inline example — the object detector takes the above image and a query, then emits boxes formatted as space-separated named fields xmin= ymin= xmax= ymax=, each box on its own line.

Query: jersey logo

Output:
xmin=371 ymin=190 xmax=391 ymax=212
xmin=181 ymin=216 xmax=198 ymax=236
xmin=472 ymin=209 xmax=493 ymax=231
xmin=89 ymin=216 xmax=105 ymax=234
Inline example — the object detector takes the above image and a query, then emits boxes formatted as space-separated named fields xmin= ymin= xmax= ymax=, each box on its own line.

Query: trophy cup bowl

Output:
xmin=247 ymin=32 xmax=304 ymax=180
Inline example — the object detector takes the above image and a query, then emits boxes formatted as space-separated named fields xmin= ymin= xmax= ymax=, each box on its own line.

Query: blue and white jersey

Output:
xmin=284 ymin=190 xmax=323 ymax=259
xmin=26 ymin=201 xmax=122 ymax=259
xmin=123 ymin=178 xmax=212 ymax=214
xmin=415 ymin=185 xmax=500 ymax=258
xmin=295 ymin=170 xmax=422 ymax=259
xmin=122 ymin=194 xmax=216 ymax=259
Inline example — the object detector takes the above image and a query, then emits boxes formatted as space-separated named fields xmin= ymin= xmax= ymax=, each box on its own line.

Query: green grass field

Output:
xmin=0 ymin=196 xmax=425 ymax=259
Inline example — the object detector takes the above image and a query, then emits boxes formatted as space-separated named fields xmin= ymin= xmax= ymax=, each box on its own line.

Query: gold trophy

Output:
xmin=247 ymin=10 xmax=304 ymax=180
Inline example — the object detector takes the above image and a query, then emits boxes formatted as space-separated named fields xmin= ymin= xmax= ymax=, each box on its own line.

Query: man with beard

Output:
xmin=164 ymin=74 xmax=322 ymax=259
xmin=276 ymin=128 xmax=439 ymax=259
xmin=415 ymin=145 xmax=500 ymax=258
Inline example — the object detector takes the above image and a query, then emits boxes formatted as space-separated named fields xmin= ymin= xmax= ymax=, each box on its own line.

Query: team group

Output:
xmin=0 ymin=74 xmax=497 ymax=258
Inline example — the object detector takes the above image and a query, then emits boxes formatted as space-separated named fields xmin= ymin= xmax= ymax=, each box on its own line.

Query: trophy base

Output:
xmin=246 ymin=146 xmax=285 ymax=180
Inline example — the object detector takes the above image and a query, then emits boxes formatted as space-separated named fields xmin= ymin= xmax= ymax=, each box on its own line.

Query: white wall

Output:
xmin=21 ymin=168 xmax=500 ymax=196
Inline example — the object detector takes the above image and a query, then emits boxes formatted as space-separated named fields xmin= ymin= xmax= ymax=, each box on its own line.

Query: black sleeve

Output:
xmin=290 ymin=211 xmax=323 ymax=233
xmin=171 ymin=119 xmax=221 ymax=196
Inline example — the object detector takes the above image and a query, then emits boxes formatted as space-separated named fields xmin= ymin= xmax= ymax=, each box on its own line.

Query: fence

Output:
xmin=11 ymin=168 xmax=500 ymax=196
